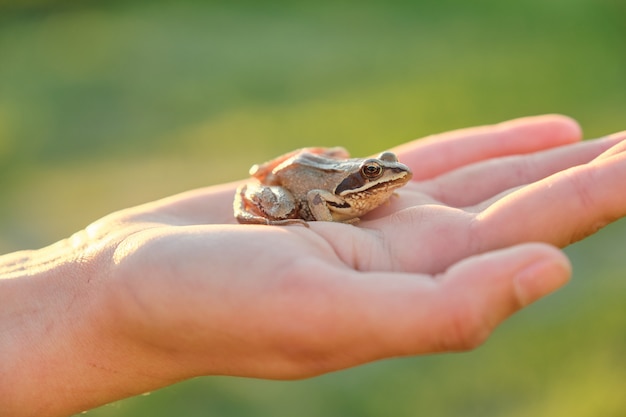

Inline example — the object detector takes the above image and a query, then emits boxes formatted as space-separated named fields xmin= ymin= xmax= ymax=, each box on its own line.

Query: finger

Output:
xmin=421 ymin=135 xmax=622 ymax=207
xmin=475 ymin=149 xmax=626 ymax=249
xmin=591 ymin=130 xmax=626 ymax=161
xmin=393 ymin=114 xmax=582 ymax=180
xmin=330 ymin=243 xmax=570 ymax=364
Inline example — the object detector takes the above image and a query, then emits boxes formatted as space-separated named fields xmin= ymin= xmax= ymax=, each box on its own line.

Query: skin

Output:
xmin=1 ymin=114 xmax=626 ymax=416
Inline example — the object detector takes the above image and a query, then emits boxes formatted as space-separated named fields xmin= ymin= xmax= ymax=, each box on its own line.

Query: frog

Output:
xmin=233 ymin=147 xmax=412 ymax=226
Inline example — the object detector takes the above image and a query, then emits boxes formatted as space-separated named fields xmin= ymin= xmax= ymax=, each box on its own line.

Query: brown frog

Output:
xmin=234 ymin=147 xmax=412 ymax=226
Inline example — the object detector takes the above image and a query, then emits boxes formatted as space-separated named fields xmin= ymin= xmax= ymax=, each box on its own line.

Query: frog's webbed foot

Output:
xmin=235 ymin=212 xmax=309 ymax=227
xmin=265 ymin=218 xmax=310 ymax=227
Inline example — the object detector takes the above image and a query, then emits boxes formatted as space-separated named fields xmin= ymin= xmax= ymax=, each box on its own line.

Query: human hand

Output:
xmin=2 ymin=115 xmax=625 ymax=417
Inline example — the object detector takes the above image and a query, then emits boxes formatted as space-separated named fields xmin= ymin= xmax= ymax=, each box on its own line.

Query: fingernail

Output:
xmin=514 ymin=257 xmax=572 ymax=306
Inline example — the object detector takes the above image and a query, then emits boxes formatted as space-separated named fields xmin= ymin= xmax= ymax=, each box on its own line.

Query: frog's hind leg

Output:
xmin=234 ymin=183 xmax=308 ymax=226
xmin=234 ymin=184 xmax=268 ymax=225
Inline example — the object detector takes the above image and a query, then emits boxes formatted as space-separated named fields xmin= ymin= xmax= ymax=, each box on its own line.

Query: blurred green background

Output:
xmin=1 ymin=0 xmax=625 ymax=416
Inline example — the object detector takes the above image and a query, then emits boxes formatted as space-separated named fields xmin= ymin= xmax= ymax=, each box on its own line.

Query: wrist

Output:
xmin=0 ymin=254 xmax=82 ymax=415
xmin=0 ymin=247 xmax=176 ymax=416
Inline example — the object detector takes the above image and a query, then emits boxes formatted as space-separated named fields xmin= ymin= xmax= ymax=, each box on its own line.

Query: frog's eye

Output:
xmin=378 ymin=152 xmax=398 ymax=163
xmin=361 ymin=161 xmax=383 ymax=179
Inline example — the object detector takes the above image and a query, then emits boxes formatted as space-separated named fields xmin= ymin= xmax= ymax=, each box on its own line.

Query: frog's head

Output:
xmin=333 ymin=151 xmax=412 ymax=217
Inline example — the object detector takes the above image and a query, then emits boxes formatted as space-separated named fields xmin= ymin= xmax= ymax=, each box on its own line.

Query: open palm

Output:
xmin=4 ymin=115 xmax=625 ymax=416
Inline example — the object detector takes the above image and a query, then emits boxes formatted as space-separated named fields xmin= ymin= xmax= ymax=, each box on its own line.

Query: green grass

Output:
xmin=0 ymin=1 xmax=625 ymax=416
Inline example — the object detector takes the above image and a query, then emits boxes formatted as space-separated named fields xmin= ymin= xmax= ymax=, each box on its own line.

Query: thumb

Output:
xmin=342 ymin=243 xmax=571 ymax=360
xmin=420 ymin=242 xmax=572 ymax=352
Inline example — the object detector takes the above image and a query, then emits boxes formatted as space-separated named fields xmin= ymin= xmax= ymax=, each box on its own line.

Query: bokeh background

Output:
xmin=1 ymin=0 xmax=625 ymax=416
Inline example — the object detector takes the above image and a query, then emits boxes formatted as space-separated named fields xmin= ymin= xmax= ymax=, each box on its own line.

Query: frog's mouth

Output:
xmin=337 ymin=168 xmax=412 ymax=196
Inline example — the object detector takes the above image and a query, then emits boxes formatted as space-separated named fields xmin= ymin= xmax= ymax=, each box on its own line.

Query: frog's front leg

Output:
xmin=234 ymin=183 xmax=308 ymax=226
xmin=306 ymin=189 xmax=357 ymax=223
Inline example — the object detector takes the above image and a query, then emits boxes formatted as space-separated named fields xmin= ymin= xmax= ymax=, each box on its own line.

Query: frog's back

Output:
xmin=275 ymin=153 xmax=357 ymax=199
